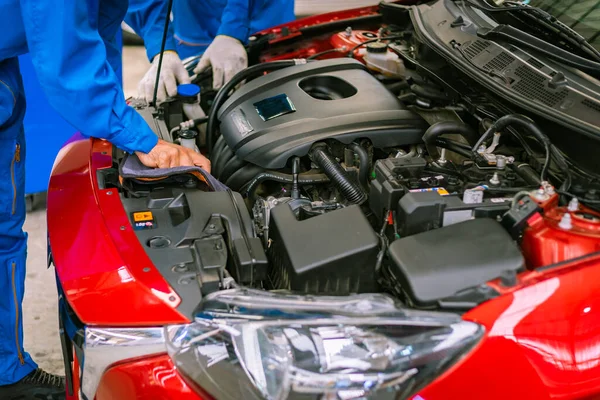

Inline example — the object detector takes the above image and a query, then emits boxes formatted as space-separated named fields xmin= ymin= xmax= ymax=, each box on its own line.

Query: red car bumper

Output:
xmin=96 ymin=355 xmax=209 ymax=400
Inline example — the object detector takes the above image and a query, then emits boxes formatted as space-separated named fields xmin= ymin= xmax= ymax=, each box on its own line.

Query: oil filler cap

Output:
xmin=366 ymin=42 xmax=388 ymax=54
xmin=177 ymin=83 xmax=201 ymax=99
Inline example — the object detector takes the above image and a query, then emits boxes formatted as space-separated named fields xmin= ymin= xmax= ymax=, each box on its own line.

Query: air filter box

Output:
xmin=268 ymin=204 xmax=379 ymax=294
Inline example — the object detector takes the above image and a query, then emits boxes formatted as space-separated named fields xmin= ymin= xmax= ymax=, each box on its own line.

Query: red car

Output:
xmin=48 ymin=1 xmax=600 ymax=399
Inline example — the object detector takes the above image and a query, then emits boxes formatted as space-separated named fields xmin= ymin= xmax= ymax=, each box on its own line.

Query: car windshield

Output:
xmin=527 ymin=0 xmax=600 ymax=50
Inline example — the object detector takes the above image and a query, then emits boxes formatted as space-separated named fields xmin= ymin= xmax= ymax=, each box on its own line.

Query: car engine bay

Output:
xmin=110 ymin=0 xmax=600 ymax=318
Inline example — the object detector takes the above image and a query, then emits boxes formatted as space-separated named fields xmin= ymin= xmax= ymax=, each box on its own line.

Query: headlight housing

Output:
xmin=166 ymin=289 xmax=483 ymax=400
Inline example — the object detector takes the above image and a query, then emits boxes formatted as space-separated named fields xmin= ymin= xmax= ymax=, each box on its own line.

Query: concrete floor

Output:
xmin=22 ymin=208 xmax=64 ymax=375
xmin=23 ymin=0 xmax=385 ymax=376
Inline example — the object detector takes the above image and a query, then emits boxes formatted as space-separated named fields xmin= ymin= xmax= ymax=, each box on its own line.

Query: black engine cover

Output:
xmin=218 ymin=59 xmax=428 ymax=169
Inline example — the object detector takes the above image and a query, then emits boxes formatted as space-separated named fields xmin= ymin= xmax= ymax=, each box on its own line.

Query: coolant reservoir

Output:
xmin=364 ymin=42 xmax=405 ymax=78
xmin=179 ymin=129 xmax=200 ymax=153
xmin=177 ymin=84 xmax=207 ymax=145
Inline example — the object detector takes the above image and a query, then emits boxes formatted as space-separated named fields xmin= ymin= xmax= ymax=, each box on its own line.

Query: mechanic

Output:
xmin=0 ymin=1 xmax=210 ymax=398
xmin=127 ymin=0 xmax=295 ymax=101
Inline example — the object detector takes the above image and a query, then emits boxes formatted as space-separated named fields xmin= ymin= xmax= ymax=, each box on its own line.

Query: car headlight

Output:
xmin=166 ymin=289 xmax=483 ymax=400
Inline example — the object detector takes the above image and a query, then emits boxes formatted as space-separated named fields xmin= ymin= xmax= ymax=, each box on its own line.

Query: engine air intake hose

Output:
xmin=245 ymin=171 xmax=330 ymax=203
xmin=423 ymin=122 xmax=479 ymax=160
xmin=310 ymin=144 xmax=366 ymax=204
xmin=347 ymin=143 xmax=370 ymax=192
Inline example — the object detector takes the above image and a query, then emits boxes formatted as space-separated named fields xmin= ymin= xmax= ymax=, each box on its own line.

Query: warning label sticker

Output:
xmin=409 ymin=187 xmax=450 ymax=196
xmin=133 ymin=211 xmax=153 ymax=222
xmin=132 ymin=211 xmax=156 ymax=230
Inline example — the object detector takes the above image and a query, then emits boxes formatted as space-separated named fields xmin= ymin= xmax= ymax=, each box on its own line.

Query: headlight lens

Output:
xmin=166 ymin=289 xmax=483 ymax=400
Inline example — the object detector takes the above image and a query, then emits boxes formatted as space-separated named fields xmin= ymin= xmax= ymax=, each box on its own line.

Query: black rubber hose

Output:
xmin=434 ymin=138 xmax=473 ymax=159
xmin=220 ymin=156 xmax=246 ymax=183
xmin=386 ymin=80 xmax=410 ymax=95
xmin=410 ymin=84 xmax=449 ymax=102
xmin=245 ymin=171 xmax=330 ymax=203
xmin=423 ymin=122 xmax=479 ymax=160
xmin=510 ymin=162 xmax=542 ymax=186
xmin=192 ymin=117 xmax=209 ymax=126
xmin=347 ymin=143 xmax=370 ymax=192
xmin=207 ymin=60 xmax=304 ymax=155
xmin=213 ymin=145 xmax=234 ymax=179
xmin=550 ymin=144 xmax=572 ymax=191
xmin=225 ymin=164 xmax=263 ymax=191
xmin=310 ymin=145 xmax=366 ymax=204
xmin=471 ymin=114 xmax=550 ymax=178
xmin=291 ymin=157 xmax=300 ymax=199
xmin=211 ymin=136 xmax=228 ymax=173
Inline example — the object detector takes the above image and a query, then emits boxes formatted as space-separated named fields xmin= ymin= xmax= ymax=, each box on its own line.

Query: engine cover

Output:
xmin=218 ymin=59 xmax=428 ymax=169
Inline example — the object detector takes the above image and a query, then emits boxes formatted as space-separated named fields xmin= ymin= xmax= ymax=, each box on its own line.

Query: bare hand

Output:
xmin=136 ymin=139 xmax=211 ymax=172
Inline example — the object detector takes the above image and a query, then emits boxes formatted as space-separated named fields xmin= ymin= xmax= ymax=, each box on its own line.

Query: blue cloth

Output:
xmin=0 ymin=57 xmax=37 ymax=385
xmin=0 ymin=0 xmax=161 ymax=385
xmin=127 ymin=0 xmax=296 ymax=60
xmin=0 ymin=0 xmax=159 ymax=154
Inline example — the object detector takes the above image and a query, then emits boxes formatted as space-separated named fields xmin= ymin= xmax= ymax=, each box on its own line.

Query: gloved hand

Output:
xmin=193 ymin=35 xmax=248 ymax=89
xmin=138 ymin=51 xmax=190 ymax=103
xmin=136 ymin=139 xmax=211 ymax=172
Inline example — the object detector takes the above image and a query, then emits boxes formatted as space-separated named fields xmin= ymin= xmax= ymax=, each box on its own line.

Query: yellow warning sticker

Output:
xmin=409 ymin=187 xmax=450 ymax=196
xmin=133 ymin=211 xmax=154 ymax=222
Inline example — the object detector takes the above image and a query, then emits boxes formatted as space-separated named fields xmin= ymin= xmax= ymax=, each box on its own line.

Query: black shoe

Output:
xmin=0 ymin=369 xmax=65 ymax=400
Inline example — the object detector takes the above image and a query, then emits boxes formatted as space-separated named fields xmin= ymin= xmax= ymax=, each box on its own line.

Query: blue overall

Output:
xmin=127 ymin=0 xmax=296 ymax=60
xmin=0 ymin=0 xmax=162 ymax=384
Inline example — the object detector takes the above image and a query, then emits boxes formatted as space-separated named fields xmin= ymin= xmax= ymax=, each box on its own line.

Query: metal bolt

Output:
xmin=532 ymin=188 xmax=547 ymax=201
xmin=208 ymin=224 xmax=216 ymax=230
xmin=496 ymin=156 xmax=507 ymax=169
xmin=214 ymin=242 xmax=223 ymax=250
xmin=143 ymin=267 xmax=150 ymax=272
xmin=568 ymin=198 xmax=579 ymax=212
xmin=395 ymin=149 xmax=407 ymax=158
xmin=106 ymin=191 xmax=113 ymax=195
xmin=174 ymin=264 xmax=187 ymax=272
xmin=477 ymin=145 xmax=487 ymax=153
xmin=437 ymin=148 xmax=448 ymax=165
xmin=558 ymin=213 xmax=573 ymax=230
xmin=168 ymin=296 xmax=176 ymax=302
xmin=489 ymin=172 xmax=501 ymax=186
xmin=120 ymin=226 xmax=126 ymax=231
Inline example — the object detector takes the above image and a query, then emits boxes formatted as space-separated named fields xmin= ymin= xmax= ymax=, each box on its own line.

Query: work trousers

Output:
xmin=0 ymin=56 xmax=37 ymax=385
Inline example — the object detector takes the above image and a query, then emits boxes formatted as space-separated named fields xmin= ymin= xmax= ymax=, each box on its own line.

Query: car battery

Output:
xmin=369 ymin=157 xmax=463 ymax=220
xmin=397 ymin=190 xmax=512 ymax=236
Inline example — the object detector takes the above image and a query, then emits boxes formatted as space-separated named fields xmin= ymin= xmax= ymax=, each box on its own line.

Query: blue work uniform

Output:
xmin=127 ymin=0 xmax=296 ymax=60
xmin=0 ymin=0 xmax=161 ymax=385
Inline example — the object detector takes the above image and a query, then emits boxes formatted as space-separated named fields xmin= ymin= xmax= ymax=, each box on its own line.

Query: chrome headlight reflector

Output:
xmin=166 ymin=289 xmax=484 ymax=400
